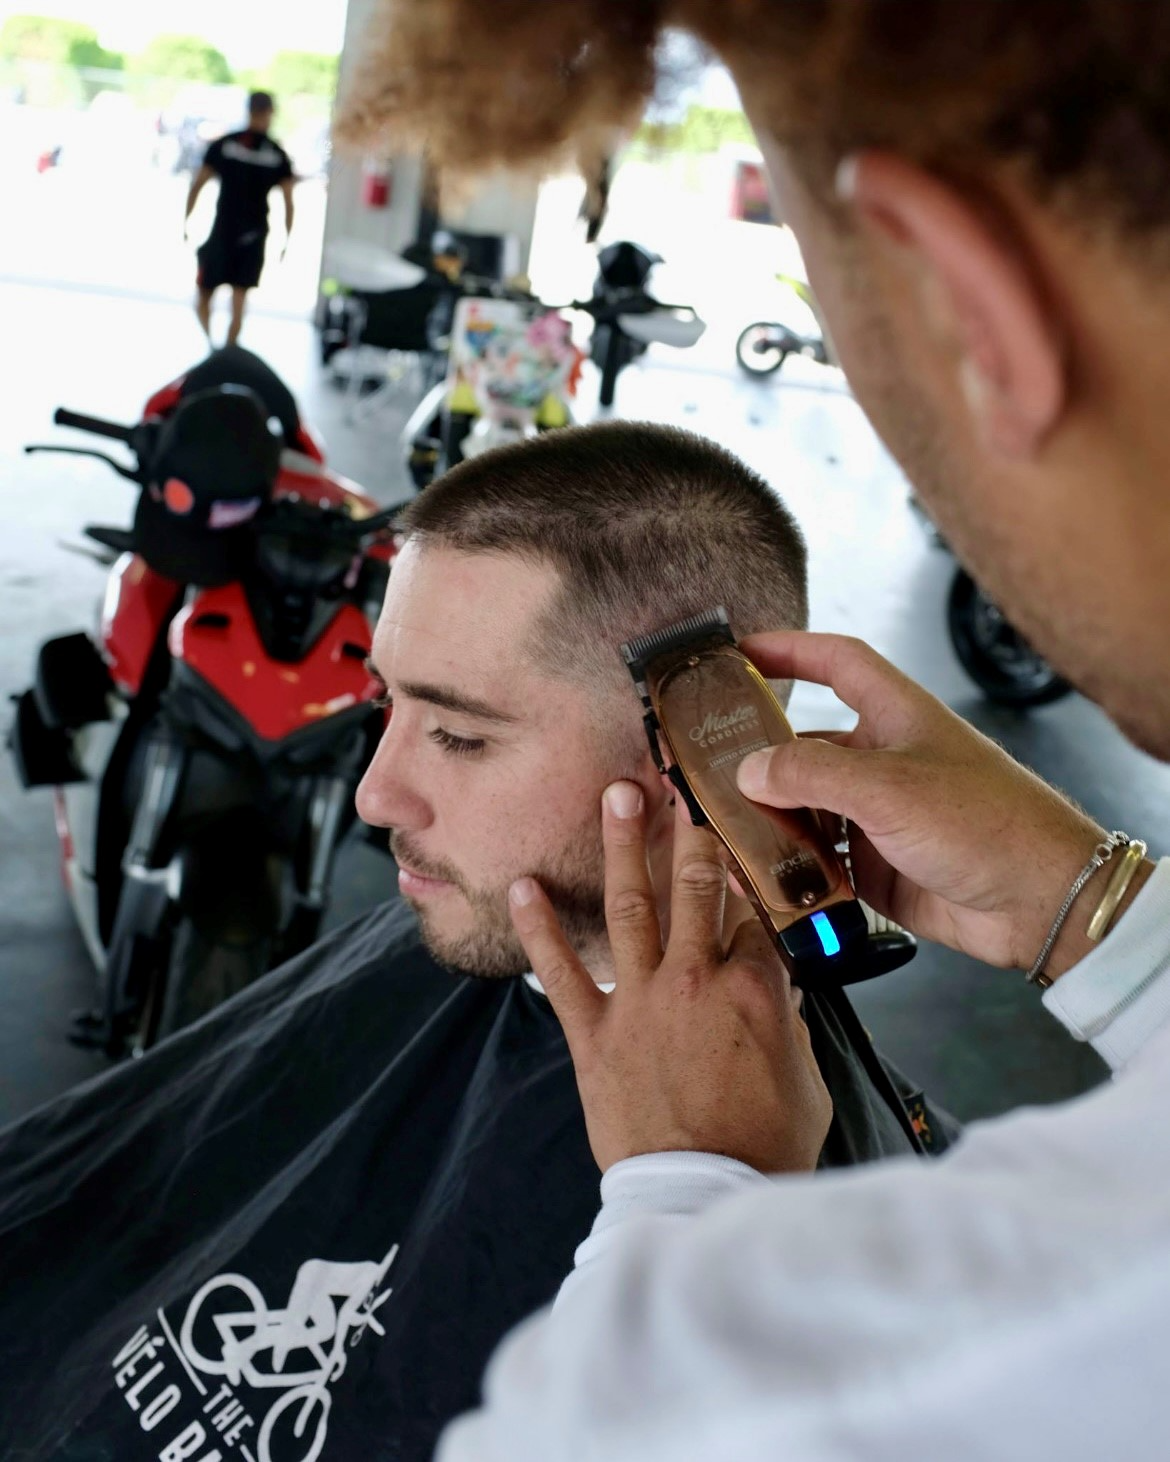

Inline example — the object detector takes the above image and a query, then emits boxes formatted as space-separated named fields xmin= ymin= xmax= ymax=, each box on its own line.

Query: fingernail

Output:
xmin=509 ymin=877 xmax=538 ymax=907
xmin=737 ymin=750 xmax=770 ymax=796
xmin=604 ymin=781 xmax=642 ymax=819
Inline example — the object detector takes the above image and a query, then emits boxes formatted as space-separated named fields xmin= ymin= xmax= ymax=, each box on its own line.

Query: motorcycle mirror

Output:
xmin=56 ymin=538 xmax=120 ymax=567
xmin=24 ymin=444 xmax=142 ymax=483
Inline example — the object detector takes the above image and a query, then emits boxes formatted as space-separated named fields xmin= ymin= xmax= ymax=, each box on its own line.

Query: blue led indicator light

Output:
xmin=811 ymin=910 xmax=841 ymax=957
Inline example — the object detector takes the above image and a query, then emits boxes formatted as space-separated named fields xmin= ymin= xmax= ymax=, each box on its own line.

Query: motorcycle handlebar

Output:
xmin=53 ymin=408 xmax=137 ymax=444
xmin=255 ymin=498 xmax=409 ymax=543
xmin=349 ymin=502 xmax=409 ymax=536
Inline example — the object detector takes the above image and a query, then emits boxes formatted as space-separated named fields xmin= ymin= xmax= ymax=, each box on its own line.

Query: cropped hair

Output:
xmin=400 ymin=421 xmax=808 ymax=693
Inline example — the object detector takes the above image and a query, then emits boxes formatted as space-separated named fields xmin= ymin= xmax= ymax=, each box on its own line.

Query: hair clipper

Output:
xmin=622 ymin=608 xmax=915 ymax=989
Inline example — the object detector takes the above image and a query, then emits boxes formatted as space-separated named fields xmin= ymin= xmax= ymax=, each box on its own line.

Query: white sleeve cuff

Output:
xmin=555 ymin=1153 xmax=763 ymax=1309
xmin=1043 ymin=856 xmax=1170 ymax=1070
xmin=593 ymin=1150 xmax=765 ymax=1233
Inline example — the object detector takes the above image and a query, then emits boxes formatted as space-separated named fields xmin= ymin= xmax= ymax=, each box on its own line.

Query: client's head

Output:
xmin=356 ymin=420 xmax=807 ymax=979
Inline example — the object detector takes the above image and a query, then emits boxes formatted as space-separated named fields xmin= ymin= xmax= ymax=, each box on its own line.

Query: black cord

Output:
xmin=821 ymin=983 xmax=928 ymax=1157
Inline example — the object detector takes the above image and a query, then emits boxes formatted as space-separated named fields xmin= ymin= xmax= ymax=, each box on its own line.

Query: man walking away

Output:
xmin=184 ymin=91 xmax=295 ymax=347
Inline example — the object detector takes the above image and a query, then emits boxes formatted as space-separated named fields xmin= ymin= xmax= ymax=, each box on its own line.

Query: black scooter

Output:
xmin=588 ymin=241 xmax=706 ymax=406
xmin=735 ymin=274 xmax=831 ymax=377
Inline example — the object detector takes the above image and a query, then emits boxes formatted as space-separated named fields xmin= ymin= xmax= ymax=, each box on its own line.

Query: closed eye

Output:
xmin=364 ymin=665 xmax=485 ymax=755
xmin=429 ymin=728 xmax=485 ymax=758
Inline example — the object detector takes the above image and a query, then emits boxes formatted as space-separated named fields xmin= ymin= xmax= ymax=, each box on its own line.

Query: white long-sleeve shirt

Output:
xmin=439 ymin=860 xmax=1170 ymax=1462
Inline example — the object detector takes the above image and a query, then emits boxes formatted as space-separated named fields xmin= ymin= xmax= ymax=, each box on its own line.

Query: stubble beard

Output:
xmin=390 ymin=825 xmax=608 ymax=980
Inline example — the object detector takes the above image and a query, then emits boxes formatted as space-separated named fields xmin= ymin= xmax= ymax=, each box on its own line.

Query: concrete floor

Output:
xmin=4 ymin=278 xmax=1167 ymax=1130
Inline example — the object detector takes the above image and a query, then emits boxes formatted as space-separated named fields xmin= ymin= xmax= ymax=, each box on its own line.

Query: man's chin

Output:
xmin=411 ymin=907 xmax=529 ymax=981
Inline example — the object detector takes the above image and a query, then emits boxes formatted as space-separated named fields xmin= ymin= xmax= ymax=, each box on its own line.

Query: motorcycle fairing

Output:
xmin=168 ymin=583 xmax=380 ymax=742
xmin=100 ymin=553 xmax=183 ymax=696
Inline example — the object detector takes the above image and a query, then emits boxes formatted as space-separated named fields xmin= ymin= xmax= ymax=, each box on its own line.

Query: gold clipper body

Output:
xmin=622 ymin=608 xmax=874 ymax=984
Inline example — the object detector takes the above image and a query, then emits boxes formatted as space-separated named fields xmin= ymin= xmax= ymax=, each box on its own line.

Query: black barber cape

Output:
xmin=0 ymin=899 xmax=949 ymax=1462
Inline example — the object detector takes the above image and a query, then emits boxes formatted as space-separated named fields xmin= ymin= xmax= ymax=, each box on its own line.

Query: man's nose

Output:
xmin=355 ymin=720 xmax=430 ymax=832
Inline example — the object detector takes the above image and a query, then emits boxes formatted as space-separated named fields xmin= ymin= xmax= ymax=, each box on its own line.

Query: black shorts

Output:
xmin=197 ymin=229 xmax=266 ymax=291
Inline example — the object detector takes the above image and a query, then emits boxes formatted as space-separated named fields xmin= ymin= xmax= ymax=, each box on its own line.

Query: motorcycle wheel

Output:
xmin=134 ymin=921 xmax=270 ymax=1053
xmin=735 ymin=322 xmax=790 ymax=376
xmin=947 ymin=568 xmax=1072 ymax=708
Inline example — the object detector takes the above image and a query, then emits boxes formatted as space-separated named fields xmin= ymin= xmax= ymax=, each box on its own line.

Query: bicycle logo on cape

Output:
xmin=179 ymin=1244 xmax=399 ymax=1462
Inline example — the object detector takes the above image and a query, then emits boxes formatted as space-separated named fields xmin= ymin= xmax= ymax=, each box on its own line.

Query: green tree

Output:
xmin=266 ymin=49 xmax=338 ymax=100
xmin=133 ymin=34 xmax=232 ymax=84
xmin=0 ymin=15 xmax=122 ymax=70
xmin=71 ymin=36 xmax=124 ymax=72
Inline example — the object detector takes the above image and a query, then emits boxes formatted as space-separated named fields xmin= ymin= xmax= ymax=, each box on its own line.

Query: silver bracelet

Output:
xmin=1026 ymin=832 xmax=1131 ymax=988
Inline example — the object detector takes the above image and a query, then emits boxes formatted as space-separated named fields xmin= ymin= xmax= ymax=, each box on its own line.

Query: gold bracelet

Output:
xmin=1026 ymin=832 xmax=1128 ymax=987
xmin=1086 ymin=839 xmax=1148 ymax=942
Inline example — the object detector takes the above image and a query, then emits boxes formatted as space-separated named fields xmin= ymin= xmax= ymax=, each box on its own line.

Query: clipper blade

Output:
xmin=621 ymin=607 xmax=734 ymax=688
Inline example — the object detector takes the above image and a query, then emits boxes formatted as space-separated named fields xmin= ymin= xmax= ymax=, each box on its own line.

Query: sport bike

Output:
xmin=11 ymin=347 xmax=402 ymax=1055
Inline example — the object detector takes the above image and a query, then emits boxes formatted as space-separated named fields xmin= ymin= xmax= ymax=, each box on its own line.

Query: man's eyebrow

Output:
xmin=362 ymin=659 xmax=517 ymax=725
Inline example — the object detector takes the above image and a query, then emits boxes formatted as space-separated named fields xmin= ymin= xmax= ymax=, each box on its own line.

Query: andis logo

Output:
xmin=689 ymin=704 xmax=759 ymax=746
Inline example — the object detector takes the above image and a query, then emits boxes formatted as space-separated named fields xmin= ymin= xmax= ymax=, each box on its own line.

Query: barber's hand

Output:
xmin=738 ymin=632 xmax=1111 ymax=979
xmin=509 ymin=785 xmax=832 ymax=1175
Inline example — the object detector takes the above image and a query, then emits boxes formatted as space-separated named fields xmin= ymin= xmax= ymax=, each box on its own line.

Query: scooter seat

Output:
xmin=618 ymin=310 xmax=707 ymax=348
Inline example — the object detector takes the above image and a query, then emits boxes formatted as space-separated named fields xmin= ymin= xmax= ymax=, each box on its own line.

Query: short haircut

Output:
xmin=400 ymin=421 xmax=808 ymax=695
xmin=336 ymin=1 xmax=1170 ymax=247
xmin=248 ymin=91 xmax=275 ymax=114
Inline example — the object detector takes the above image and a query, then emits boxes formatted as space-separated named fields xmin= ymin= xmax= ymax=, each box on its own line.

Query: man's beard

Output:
xmin=389 ymin=825 xmax=607 ymax=979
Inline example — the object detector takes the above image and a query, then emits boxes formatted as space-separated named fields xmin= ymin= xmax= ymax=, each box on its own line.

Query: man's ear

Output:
xmin=838 ymin=150 xmax=1067 ymax=459
xmin=626 ymin=747 xmax=673 ymax=829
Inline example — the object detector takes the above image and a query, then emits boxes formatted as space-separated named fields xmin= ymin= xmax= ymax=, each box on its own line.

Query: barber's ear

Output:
xmin=838 ymin=150 xmax=1067 ymax=458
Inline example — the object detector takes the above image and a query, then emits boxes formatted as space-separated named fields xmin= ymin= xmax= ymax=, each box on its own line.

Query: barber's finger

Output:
xmin=665 ymin=797 xmax=727 ymax=960
xmin=737 ymin=735 xmax=894 ymax=827
xmin=844 ymin=822 xmax=899 ymax=918
xmin=726 ymin=913 xmax=784 ymax=975
xmin=509 ymin=878 xmax=604 ymax=1044
xmin=740 ymin=630 xmax=921 ymax=736
xmin=797 ymin=728 xmax=854 ymax=746
xmin=725 ymin=916 xmax=798 ymax=1018
xmin=601 ymin=782 xmax=663 ymax=979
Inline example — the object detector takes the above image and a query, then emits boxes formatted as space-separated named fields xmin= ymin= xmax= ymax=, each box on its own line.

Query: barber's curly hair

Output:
xmin=335 ymin=0 xmax=1170 ymax=236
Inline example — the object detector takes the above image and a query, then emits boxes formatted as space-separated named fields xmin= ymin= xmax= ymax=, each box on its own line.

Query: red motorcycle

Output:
xmin=11 ymin=347 xmax=402 ymax=1056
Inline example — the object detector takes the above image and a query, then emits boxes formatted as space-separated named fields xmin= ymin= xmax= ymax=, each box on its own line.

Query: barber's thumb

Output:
xmin=737 ymin=737 xmax=851 ymax=815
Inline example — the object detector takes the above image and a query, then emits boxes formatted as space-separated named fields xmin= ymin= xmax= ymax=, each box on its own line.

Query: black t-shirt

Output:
xmin=0 ymin=900 xmax=952 ymax=1462
xmin=204 ymin=128 xmax=293 ymax=241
